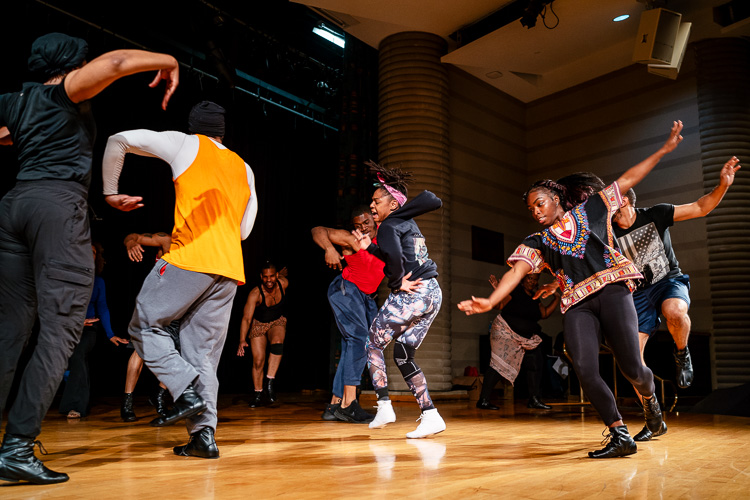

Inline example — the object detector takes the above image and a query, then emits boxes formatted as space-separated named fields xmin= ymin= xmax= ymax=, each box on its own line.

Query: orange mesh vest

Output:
xmin=163 ymin=135 xmax=249 ymax=283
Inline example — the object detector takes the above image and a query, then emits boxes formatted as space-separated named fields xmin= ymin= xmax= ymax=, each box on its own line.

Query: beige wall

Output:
xmin=447 ymin=52 xmax=708 ymax=377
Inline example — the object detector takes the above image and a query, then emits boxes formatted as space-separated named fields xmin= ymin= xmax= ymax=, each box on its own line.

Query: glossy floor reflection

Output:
xmin=1 ymin=394 xmax=749 ymax=498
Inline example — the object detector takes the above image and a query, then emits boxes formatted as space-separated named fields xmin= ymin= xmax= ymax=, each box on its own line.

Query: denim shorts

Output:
xmin=632 ymin=274 xmax=690 ymax=336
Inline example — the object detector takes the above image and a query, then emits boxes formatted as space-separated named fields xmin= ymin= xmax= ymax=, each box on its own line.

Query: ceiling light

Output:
xmin=313 ymin=24 xmax=345 ymax=48
xmin=613 ymin=14 xmax=630 ymax=22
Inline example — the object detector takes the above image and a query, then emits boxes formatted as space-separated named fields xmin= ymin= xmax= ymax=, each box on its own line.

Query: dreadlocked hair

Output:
xmin=366 ymin=160 xmax=411 ymax=202
xmin=524 ymin=172 xmax=605 ymax=212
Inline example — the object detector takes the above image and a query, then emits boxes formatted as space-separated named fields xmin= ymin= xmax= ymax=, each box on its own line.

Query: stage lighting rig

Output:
xmin=520 ymin=0 xmax=555 ymax=29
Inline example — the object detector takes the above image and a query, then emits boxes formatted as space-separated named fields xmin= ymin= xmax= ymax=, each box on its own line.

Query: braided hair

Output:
xmin=366 ymin=160 xmax=411 ymax=206
xmin=524 ymin=172 xmax=605 ymax=212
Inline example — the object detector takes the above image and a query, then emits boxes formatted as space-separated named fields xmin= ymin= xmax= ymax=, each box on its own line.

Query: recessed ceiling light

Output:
xmin=486 ymin=71 xmax=503 ymax=79
xmin=613 ymin=14 xmax=630 ymax=22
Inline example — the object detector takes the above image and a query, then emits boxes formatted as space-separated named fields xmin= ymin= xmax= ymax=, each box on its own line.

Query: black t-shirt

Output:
xmin=0 ymin=80 xmax=96 ymax=187
xmin=502 ymin=286 xmax=542 ymax=338
xmin=613 ymin=204 xmax=682 ymax=290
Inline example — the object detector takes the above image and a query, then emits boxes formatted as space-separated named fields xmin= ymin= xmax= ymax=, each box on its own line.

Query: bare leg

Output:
xmin=124 ymin=351 xmax=145 ymax=393
xmin=662 ymin=298 xmax=691 ymax=350
xmin=250 ymin=335 xmax=267 ymax=391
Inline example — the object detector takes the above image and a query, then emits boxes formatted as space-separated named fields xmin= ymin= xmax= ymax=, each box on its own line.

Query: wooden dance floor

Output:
xmin=2 ymin=394 xmax=749 ymax=498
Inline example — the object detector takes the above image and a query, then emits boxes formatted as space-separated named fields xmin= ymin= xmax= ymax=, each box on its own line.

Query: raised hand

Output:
xmin=662 ymin=120 xmax=684 ymax=154
xmin=352 ymin=229 xmax=371 ymax=249
xmin=720 ymin=156 xmax=741 ymax=187
xmin=149 ymin=65 xmax=179 ymax=111
xmin=488 ymin=274 xmax=499 ymax=289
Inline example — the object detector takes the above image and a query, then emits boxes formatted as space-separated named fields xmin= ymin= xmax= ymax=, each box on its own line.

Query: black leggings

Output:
xmin=563 ymin=283 xmax=655 ymax=426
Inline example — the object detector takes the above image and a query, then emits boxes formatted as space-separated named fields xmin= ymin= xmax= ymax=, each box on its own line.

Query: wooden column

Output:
xmin=378 ymin=32 xmax=452 ymax=391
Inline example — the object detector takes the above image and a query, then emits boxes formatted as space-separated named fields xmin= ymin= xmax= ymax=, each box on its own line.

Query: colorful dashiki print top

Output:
xmin=508 ymin=182 xmax=642 ymax=314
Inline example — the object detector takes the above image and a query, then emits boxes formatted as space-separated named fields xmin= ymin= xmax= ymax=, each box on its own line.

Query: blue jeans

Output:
xmin=328 ymin=275 xmax=378 ymax=397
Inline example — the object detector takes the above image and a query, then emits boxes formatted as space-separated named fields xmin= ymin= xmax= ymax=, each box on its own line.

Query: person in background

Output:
xmin=59 ymin=243 xmax=129 ymax=419
xmin=237 ymin=262 xmax=289 ymax=407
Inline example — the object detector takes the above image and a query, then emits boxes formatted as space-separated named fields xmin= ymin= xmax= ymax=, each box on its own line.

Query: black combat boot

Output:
xmin=0 ymin=434 xmax=69 ymax=484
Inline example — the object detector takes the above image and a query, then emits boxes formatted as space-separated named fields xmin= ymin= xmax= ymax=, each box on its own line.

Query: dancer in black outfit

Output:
xmin=477 ymin=273 xmax=560 ymax=410
xmin=460 ymin=121 xmax=683 ymax=458
xmin=237 ymin=262 xmax=289 ymax=407
xmin=0 ymin=32 xmax=178 ymax=484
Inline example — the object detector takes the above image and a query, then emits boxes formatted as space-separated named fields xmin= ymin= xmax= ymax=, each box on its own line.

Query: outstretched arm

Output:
xmin=616 ymin=121 xmax=684 ymax=195
xmin=674 ymin=156 xmax=741 ymax=222
xmin=237 ymin=290 xmax=259 ymax=357
xmin=64 ymin=49 xmax=179 ymax=110
xmin=458 ymin=261 xmax=532 ymax=315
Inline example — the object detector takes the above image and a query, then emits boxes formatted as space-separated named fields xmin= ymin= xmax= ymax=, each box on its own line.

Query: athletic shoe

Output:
xmin=334 ymin=400 xmax=375 ymax=424
xmin=674 ymin=346 xmax=694 ymax=389
xmin=405 ymin=408 xmax=446 ymax=438
xmin=369 ymin=400 xmax=397 ymax=429
xmin=321 ymin=403 xmax=341 ymax=421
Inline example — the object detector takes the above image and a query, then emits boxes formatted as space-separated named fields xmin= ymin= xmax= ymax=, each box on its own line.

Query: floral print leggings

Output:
xmin=366 ymin=278 xmax=442 ymax=410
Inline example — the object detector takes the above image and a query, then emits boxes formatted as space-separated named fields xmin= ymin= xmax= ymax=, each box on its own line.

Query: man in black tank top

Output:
xmin=237 ymin=262 xmax=289 ymax=407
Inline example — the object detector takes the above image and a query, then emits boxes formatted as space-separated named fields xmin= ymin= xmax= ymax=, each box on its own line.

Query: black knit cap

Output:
xmin=188 ymin=101 xmax=226 ymax=137
xmin=28 ymin=33 xmax=88 ymax=78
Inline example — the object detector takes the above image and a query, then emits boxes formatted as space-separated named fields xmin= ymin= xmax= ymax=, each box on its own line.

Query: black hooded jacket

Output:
xmin=366 ymin=190 xmax=442 ymax=291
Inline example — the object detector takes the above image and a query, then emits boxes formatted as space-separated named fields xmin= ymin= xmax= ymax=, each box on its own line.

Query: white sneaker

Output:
xmin=369 ymin=400 xmax=397 ymax=429
xmin=406 ymin=408 xmax=446 ymax=438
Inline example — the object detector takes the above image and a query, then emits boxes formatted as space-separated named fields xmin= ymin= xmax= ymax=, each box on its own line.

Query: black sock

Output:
xmin=376 ymin=387 xmax=390 ymax=401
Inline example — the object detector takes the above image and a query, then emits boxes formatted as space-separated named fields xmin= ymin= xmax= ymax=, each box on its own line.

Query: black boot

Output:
xmin=121 ymin=393 xmax=137 ymax=422
xmin=476 ymin=398 xmax=499 ymax=410
xmin=527 ymin=396 xmax=551 ymax=409
xmin=634 ymin=421 xmax=668 ymax=442
xmin=0 ymin=434 xmax=69 ymax=484
xmin=173 ymin=427 xmax=219 ymax=459
xmin=642 ymin=394 xmax=667 ymax=435
xmin=149 ymin=387 xmax=170 ymax=417
xmin=265 ymin=377 xmax=276 ymax=404
xmin=150 ymin=385 xmax=206 ymax=427
xmin=588 ymin=426 xmax=637 ymax=459
xmin=248 ymin=391 xmax=265 ymax=408
xmin=674 ymin=346 xmax=694 ymax=389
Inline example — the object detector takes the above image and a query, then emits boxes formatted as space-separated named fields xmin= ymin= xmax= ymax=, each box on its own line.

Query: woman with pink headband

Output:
xmin=353 ymin=162 xmax=446 ymax=438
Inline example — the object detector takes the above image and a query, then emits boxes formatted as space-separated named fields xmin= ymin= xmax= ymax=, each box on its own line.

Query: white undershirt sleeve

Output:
xmin=241 ymin=163 xmax=258 ymax=240
xmin=102 ymin=130 xmax=196 ymax=195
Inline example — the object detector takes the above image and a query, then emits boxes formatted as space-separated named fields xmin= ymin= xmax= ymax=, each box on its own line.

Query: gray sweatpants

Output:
xmin=129 ymin=259 xmax=237 ymax=434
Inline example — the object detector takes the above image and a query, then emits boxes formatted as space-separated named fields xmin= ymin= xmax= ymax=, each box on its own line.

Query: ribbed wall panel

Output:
xmin=377 ymin=32 xmax=452 ymax=391
xmin=694 ymin=38 xmax=750 ymax=389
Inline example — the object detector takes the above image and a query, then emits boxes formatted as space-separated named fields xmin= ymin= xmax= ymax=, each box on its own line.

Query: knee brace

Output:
xmin=393 ymin=342 xmax=420 ymax=381
xmin=269 ymin=343 xmax=284 ymax=356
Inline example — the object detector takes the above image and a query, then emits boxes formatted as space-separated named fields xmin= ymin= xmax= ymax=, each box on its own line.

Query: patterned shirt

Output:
xmin=508 ymin=182 xmax=642 ymax=313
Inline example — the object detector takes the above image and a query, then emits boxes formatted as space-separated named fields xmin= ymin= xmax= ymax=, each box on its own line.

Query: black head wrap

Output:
xmin=188 ymin=101 xmax=226 ymax=137
xmin=28 ymin=33 xmax=88 ymax=78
